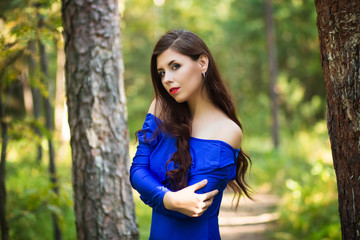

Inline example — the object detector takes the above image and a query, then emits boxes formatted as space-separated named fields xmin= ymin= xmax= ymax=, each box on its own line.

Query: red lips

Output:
xmin=170 ymin=87 xmax=180 ymax=94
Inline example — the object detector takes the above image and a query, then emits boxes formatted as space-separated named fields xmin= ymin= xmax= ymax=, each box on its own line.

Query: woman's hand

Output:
xmin=163 ymin=179 xmax=218 ymax=217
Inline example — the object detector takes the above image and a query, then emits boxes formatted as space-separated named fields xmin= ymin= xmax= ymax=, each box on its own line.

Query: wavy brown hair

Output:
xmin=148 ymin=29 xmax=252 ymax=205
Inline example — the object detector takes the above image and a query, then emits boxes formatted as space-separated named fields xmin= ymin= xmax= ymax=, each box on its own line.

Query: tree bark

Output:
xmin=61 ymin=0 xmax=138 ymax=239
xmin=0 ymin=87 xmax=9 ymax=240
xmin=265 ymin=0 xmax=279 ymax=149
xmin=315 ymin=1 xmax=360 ymax=239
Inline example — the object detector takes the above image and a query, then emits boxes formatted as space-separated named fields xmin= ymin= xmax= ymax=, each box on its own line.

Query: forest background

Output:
xmin=0 ymin=0 xmax=340 ymax=239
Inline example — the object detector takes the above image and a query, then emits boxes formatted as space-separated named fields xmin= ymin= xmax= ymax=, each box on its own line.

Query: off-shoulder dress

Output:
xmin=130 ymin=113 xmax=240 ymax=240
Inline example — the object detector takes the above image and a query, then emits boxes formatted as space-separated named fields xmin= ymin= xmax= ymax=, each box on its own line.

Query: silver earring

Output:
xmin=202 ymin=72 xmax=205 ymax=78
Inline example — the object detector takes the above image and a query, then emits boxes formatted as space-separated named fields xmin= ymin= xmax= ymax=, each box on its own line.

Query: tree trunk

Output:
xmin=38 ymin=38 xmax=62 ymax=240
xmin=265 ymin=0 xmax=279 ymax=149
xmin=28 ymin=40 xmax=43 ymax=163
xmin=38 ymin=11 xmax=62 ymax=239
xmin=0 ymin=47 xmax=24 ymax=240
xmin=61 ymin=0 xmax=138 ymax=239
xmin=315 ymin=1 xmax=360 ymax=239
xmin=0 ymin=87 xmax=9 ymax=240
xmin=54 ymin=38 xmax=67 ymax=141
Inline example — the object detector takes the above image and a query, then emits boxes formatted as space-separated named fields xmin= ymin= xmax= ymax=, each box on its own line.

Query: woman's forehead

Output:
xmin=157 ymin=49 xmax=191 ymax=68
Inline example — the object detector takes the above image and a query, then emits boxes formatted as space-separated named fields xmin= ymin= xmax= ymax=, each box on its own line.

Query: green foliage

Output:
xmin=246 ymin=121 xmax=341 ymax=239
xmin=5 ymin=140 xmax=75 ymax=240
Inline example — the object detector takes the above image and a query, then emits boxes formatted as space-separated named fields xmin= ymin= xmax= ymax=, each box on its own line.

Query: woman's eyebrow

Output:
xmin=157 ymin=60 xmax=176 ymax=71
xmin=167 ymin=60 xmax=175 ymax=66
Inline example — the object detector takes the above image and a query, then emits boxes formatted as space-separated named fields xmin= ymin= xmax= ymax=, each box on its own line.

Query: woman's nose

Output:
xmin=163 ymin=72 xmax=174 ymax=84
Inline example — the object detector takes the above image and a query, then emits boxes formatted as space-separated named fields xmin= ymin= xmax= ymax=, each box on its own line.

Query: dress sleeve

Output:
xmin=130 ymin=114 xmax=171 ymax=212
xmin=130 ymin=114 xmax=196 ymax=219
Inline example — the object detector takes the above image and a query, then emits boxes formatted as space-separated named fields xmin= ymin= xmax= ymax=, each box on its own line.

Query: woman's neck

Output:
xmin=187 ymin=91 xmax=218 ymax=120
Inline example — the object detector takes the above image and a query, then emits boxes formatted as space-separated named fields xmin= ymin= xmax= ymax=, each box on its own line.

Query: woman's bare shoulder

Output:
xmin=147 ymin=98 xmax=163 ymax=118
xmin=147 ymin=98 xmax=157 ymax=114
xmin=193 ymin=112 xmax=243 ymax=149
xmin=215 ymin=117 xmax=243 ymax=149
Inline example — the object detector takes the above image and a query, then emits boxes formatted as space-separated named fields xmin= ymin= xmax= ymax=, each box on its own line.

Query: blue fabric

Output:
xmin=130 ymin=113 xmax=240 ymax=240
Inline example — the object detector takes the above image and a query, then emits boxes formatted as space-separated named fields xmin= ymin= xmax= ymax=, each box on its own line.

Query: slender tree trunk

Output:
xmin=0 ymin=87 xmax=9 ymax=240
xmin=265 ymin=0 xmax=279 ymax=148
xmin=28 ymin=40 xmax=43 ymax=162
xmin=38 ymin=13 xmax=62 ymax=239
xmin=0 ymin=47 xmax=24 ymax=240
xmin=315 ymin=1 xmax=360 ymax=239
xmin=23 ymin=69 xmax=33 ymax=115
xmin=54 ymin=38 xmax=66 ymax=140
xmin=61 ymin=0 xmax=138 ymax=239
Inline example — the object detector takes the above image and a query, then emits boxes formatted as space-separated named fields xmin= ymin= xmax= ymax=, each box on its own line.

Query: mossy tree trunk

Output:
xmin=61 ymin=0 xmax=138 ymax=239
xmin=315 ymin=1 xmax=360 ymax=239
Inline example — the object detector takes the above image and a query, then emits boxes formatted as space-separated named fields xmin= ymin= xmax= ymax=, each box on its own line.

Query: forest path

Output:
xmin=219 ymin=190 xmax=279 ymax=240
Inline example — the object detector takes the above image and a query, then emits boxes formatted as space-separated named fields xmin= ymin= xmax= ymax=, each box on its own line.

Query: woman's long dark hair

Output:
xmin=149 ymin=29 xmax=252 ymax=206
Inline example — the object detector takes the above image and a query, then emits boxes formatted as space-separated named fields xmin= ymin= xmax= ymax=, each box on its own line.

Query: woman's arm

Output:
xmin=130 ymin=100 xmax=203 ymax=218
xmin=163 ymin=179 xmax=218 ymax=217
xmin=164 ymin=164 xmax=234 ymax=216
xmin=131 ymin=142 xmax=233 ymax=218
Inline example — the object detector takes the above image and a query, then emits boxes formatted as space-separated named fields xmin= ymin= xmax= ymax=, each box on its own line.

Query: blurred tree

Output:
xmin=27 ymin=40 xmax=43 ymax=162
xmin=0 ymin=37 xmax=25 ymax=240
xmin=37 ymin=6 xmax=62 ymax=239
xmin=265 ymin=0 xmax=279 ymax=148
xmin=0 ymin=85 xmax=9 ymax=240
xmin=315 ymin=1 xmax=360 ymax=239
xmin=0 ymin=0 xmax=67 ymax=239
xmin=61 ymin=0 xmax=138 ymax=239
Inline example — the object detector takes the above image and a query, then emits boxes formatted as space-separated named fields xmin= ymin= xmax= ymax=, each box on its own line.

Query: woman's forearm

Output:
xmin=163 ymin=180 xmax=218 ymax=217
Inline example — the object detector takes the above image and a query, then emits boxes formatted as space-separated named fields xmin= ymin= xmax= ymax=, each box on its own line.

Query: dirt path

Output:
xmin=219 ymin=190 xmax=279 ymax=240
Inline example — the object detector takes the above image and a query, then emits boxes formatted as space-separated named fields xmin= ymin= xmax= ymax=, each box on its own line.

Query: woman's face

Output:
xmin=156 ymin=48 xmax=205 ymax=103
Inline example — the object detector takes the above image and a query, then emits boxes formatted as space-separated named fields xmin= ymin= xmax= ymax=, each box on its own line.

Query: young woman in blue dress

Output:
xmin=130 ymin=29 xmax=252 ymax=240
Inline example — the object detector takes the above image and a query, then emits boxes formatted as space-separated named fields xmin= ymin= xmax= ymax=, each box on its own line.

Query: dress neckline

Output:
xmin=146 ymin=113 xmax=241 ymax=152
xmin=190 ymin=136 xmax=240 ymax=151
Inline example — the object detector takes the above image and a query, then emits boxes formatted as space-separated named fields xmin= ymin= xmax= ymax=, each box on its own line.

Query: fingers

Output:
xmin=203 ymin=197 xmax=214 ymax=208
xmin=195 ymin=190 xmax=218 ymax=216
xmin=191 ymin=205 xmax=207 ymax=217
xmin=190 ymin=179 xmax=208 ymax=191
xmin=202 ymin=189 xmax=219 ymax=201
xmin=192 ymin=199 xmax=212 ymax=217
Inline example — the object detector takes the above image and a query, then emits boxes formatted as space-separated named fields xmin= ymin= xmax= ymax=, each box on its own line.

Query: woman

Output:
xmin=130 ymin=30 xmax=252 ymax=240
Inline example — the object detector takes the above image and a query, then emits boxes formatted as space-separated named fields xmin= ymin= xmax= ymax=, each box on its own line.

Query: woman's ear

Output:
xmin=198 ymin=54 xmax=209 ymax=73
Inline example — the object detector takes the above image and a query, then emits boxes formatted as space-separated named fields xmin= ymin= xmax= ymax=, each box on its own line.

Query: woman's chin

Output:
xmin=172 ymin=96 xmax=186 ymax=103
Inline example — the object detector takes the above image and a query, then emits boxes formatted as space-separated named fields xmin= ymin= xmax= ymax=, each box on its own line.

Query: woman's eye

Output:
xmin=158 ymin=71 xmax=165 ymax=77
xmin=172 ymin=64 xmax=180 ymax=70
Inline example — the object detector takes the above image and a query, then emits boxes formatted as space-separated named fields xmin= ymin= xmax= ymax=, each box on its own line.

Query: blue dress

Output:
xmin=130 ymin=113 xmax=240 ymax=240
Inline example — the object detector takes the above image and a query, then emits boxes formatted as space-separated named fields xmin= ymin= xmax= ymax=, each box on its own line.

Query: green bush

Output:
xmin=5 ymin=140 xmax=75 ymax=240
xmin=246 ymin=121 xmax=341 ymax=239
